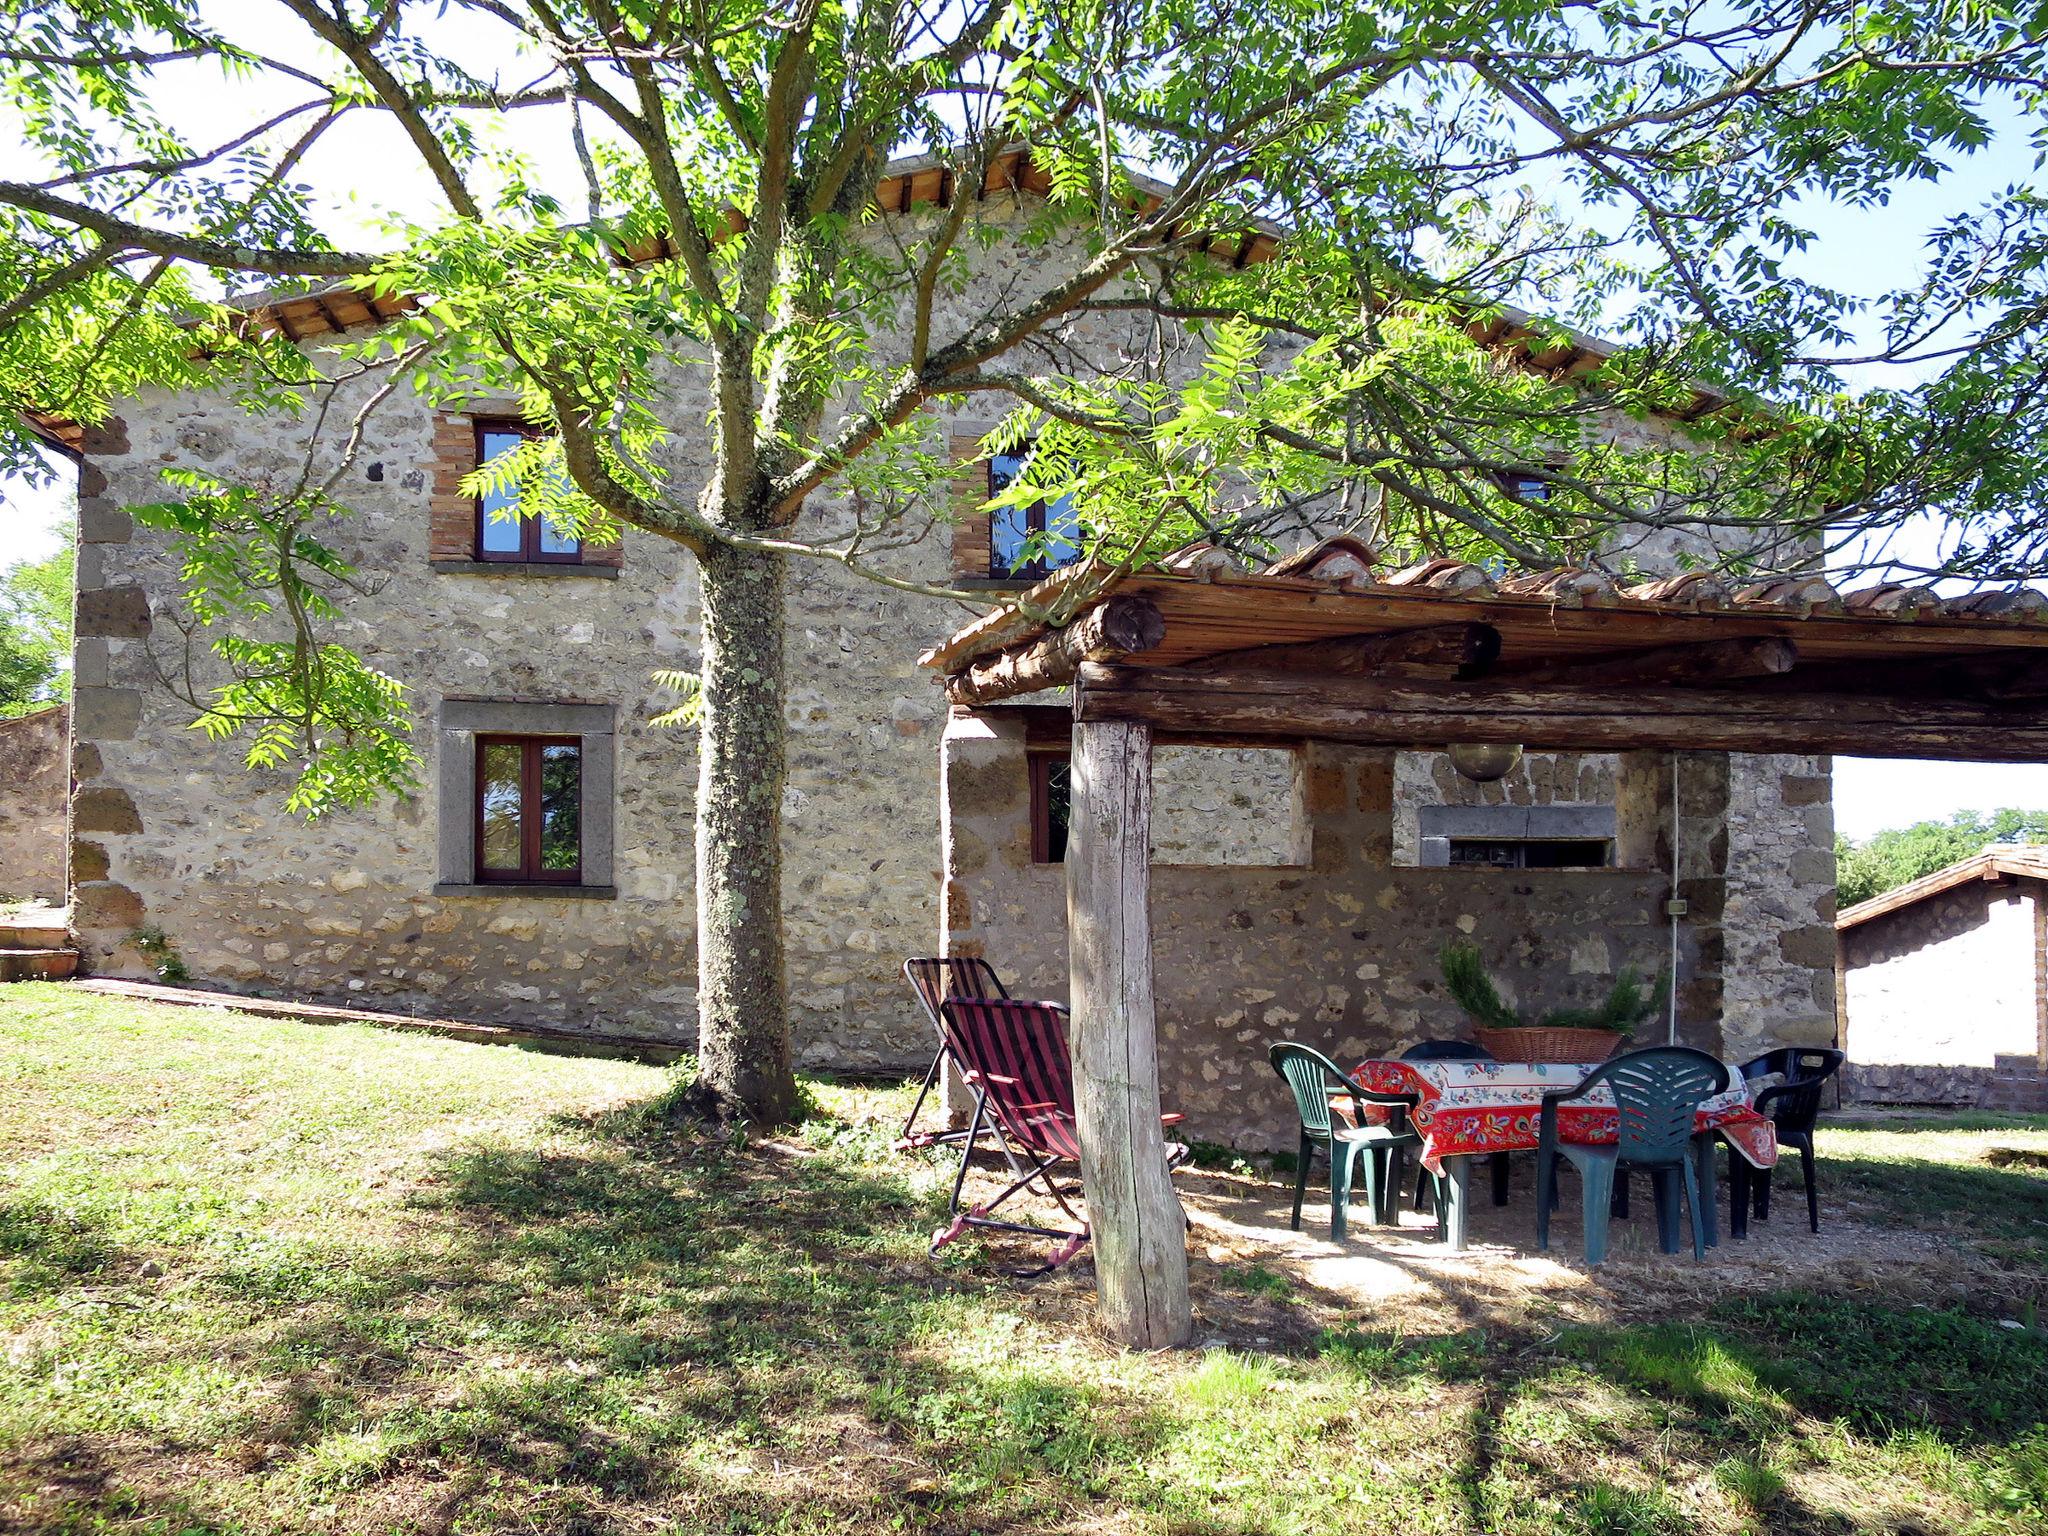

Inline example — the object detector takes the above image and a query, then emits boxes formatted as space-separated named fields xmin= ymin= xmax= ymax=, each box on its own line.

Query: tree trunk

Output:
xmin=690 ymin=539 xmax=801 ymax=1124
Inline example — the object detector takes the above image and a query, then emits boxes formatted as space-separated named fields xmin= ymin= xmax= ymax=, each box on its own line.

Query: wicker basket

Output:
xmin=1473 ymin=1025 xmax=1628 ymax=1065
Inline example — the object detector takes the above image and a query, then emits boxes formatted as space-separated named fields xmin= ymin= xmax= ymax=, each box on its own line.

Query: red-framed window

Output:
xmin=1029 ymin=750 xmax=1071 ymax=864
xmin=989 ymin=447 xmax=1081 ymax=579
xmin=475 ymin=419 xmax=581 ymax=563
xmin=475 ymin=734 xmax=583 ymax=883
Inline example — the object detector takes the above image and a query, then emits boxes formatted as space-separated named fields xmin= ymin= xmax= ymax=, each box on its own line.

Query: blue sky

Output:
xmin=4 ymin=23 xmax=2045 ymax=839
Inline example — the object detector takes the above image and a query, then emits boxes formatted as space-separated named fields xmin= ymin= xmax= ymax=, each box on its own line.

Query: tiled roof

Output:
xmin=918 ymin=538 xmax=2048 ymax=678
xmin=19 ymin=148 xmax=1704 ymax=456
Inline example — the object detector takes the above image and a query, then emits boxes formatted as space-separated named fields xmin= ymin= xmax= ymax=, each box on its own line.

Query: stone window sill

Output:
xmin=432 ymin=882 xmax=618 ymax=900
xmin=431 ymin=560 xmax=619 ymax=580
xmin=951 ymin=575 xmax=1038 ymax=591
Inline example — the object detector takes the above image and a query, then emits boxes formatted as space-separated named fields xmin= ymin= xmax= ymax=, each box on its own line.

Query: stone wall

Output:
xmin=1839 ymin=880 xmax=2043 ymax=1105
xmin=68 ymin=377 xmax=992 ymax=1064
xmin=1149 ymin=745 xmax=1306 ymax=865
xmin=1723 ymin=754 xmax=1838 ymax=1056
xmin=0 ymin=703 xmax=67 ymax=902
xmin=1391 ymin=750 xmax=1616 ymax=864
xmin=941 ymin=712 xmax=1726 ymax=1152
xmin=61 ymin=205 xmax=1239 ymax=1066
xmin=63 ymin=200 xmax=1837 ymax=1071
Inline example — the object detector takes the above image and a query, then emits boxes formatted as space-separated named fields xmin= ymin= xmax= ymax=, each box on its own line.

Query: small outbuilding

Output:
xmin=1837 ymin=847 xmax=2048 ymax=1111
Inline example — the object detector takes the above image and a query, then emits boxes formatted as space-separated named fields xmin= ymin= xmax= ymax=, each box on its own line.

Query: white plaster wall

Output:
xmin=1844 ymin=886 xmax=2040 ymax=1068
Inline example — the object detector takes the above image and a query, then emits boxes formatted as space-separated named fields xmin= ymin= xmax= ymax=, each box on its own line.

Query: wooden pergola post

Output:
xmin=1065 ymin=716 xmax=1192 ymax=1348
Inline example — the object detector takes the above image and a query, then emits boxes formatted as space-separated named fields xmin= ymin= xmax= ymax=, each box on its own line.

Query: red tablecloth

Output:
xmin=1341 ymin=1058 xmax=1780 ymax=1175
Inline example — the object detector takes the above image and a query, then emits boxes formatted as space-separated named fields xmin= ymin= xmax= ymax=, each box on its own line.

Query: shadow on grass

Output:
xmin=9 ymin=1083 xmax=2048 ymax=1536
xmin=0 ymin=1195 xmax=128 ymax=1292
xmin=4 ymin=1093 xmax=1187 ymax=1535
xmin=1430 ymin=1292 xmax=2048 ymax=1536
xmin=1818 ymin=1143 xmax=2048 ymax=1267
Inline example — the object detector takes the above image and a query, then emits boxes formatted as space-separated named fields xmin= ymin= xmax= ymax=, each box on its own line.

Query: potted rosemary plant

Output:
xmin=1438 ymin=942 xmax=1666 ymax=1063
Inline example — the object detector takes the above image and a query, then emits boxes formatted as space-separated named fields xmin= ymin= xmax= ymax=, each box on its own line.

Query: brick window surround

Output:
xmin=947 ymin=427 xmax=995 ymax=580
xmin=435 ymin=698 xmax=617 ymax=897
xmin=429 ymin=410 xmax=623 ymax=577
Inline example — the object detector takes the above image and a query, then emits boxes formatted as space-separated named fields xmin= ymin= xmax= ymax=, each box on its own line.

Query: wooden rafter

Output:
xmin=1186 ymin=621 xmax=1501 ymax=680
xmin=921 ymin=569 xmax=2048 ymax=686
xmin=944 ymin=596 xmax=1165 ymax=705
xmin=1505 ymin=636 xmax=1796 ymax=689
xmin=1745 ymin=650 xmax=2048 ymax=702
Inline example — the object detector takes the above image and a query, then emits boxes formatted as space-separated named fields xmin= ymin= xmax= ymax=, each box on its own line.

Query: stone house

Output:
xmin=13 ymin=156 xmax=1839 ymax=1113
xmin=1837 ymin=847 xmax=2048 ymax=1111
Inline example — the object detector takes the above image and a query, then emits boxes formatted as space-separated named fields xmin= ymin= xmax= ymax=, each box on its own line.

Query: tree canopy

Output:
xmin=4 ymin=0 xmax=2046 ymax=1119
xmin=0 ymin=535 xmax=73 ymax=718
xmin=1837 ymin=808 xmax=2048 ymax=906
xmin=7 ymin=3 xmax=2045 ymax=795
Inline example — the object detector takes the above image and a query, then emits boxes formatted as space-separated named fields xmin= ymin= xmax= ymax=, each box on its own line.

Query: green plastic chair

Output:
xmin=1535 ymin=1046 xmax=1729 ymax=1265
xmin=1268 ymin=1042 xmax=1432 ymax=1242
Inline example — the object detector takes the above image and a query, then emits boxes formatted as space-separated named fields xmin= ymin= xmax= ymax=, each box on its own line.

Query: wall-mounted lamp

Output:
xmin=1447 ymin=743 xmax=1524 ymax=783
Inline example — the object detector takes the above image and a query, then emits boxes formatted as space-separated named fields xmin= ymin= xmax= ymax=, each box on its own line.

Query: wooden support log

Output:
xmin=944 ymin=596 xmax=1165 ymax=705
xmin=1508 ymin=636 xmax=1796 ymax=689
xmin=1071 ymin=663 xmax=2048 ymax=763
xmin=1066 ymin=718 xmax=1191 ymax=1350
xmin=1188 ymin=622 xmax=1501 ymax=680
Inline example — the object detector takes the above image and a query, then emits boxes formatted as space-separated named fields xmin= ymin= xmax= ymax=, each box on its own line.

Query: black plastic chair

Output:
xmin=1402 ymin=1040 xmax=1493 ymax=1062
xmin=1400 ymin=1040 xmax=1512 ymax=1209
xmin=1735 ymin=1046 xmax=1845 ymax=1234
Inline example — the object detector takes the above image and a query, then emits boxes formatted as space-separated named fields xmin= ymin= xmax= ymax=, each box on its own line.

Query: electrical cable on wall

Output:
xmin=1668 ymin=751 xmax=1681 ymax=1045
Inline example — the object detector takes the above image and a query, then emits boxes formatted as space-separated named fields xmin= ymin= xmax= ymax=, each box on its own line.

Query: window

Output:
xmin=990 ymin=448 xmax=1081 ymax=578
xmin=1030 ymin=751 xmax=1070 ymax=864
xmin=475 ymin=735 xmax=582 ymax=883
xmin=436 ymin=700 xmax=614 ymax=897
xmin=475 ymin=419 xmax=580 ymax=563
xmin=1413 ymin=802 xmax=1617 ymax=869
xmin=1446 ymin=837 xmax=1612 ymax=870
xmin=1494 ymin=468 xmax=1554 ymax=505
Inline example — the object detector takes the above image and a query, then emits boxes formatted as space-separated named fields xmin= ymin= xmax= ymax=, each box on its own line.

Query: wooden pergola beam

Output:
xmin=943 ymin=596 xmax=1165 ymax=705
xmin=1071 ymin=663 xmax=2048 ymax=762
xmin=1506 ymin=636 xmax=1795 ymax=689
xmin=1187 ymin=621 xmax=1501 ymax=680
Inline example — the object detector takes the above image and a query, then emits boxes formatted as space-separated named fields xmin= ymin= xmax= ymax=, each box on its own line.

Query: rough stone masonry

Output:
xmin=39 ymin=196 xmax=1836 ymax=1085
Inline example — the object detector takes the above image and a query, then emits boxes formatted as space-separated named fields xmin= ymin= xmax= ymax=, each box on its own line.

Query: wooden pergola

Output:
xmin=920 ymin=545 xmax=2048 ymax=1348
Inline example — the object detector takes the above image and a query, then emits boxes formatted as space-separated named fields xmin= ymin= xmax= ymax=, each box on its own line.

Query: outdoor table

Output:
xmin=1339 ymin=1058 xmax=1780 ymax=1252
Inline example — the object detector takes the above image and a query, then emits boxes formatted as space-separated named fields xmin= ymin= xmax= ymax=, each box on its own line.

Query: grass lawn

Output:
xmin=0 ymin=984 xmax=2044 ymax=1535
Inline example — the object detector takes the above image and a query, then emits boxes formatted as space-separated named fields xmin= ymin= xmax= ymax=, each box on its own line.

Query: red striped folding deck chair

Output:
xmin=899 ymin=956 xmax=1011 ymax=1152
xmin=931 ymin=996 xmax=1189 ymax=1276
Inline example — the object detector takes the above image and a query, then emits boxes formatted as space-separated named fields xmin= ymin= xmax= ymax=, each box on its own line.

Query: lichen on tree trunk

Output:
xmin=690 ymin=538 xmax=799 ymax=1124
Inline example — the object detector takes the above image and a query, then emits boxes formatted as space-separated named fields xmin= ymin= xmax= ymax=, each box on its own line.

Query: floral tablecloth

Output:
xmin=1340 ymin=1058 xmax=1779 ymax=1174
